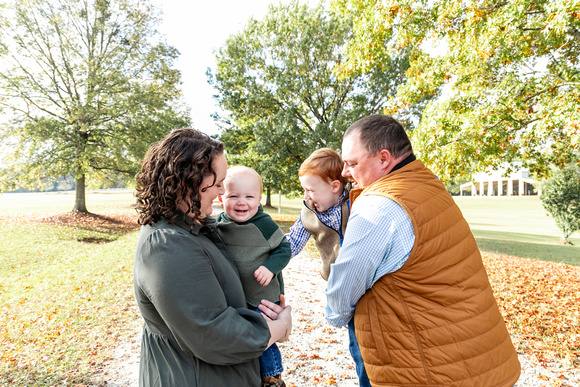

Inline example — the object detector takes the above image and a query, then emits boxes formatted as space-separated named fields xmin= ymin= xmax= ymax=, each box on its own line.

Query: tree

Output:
xmin=209 ymin=0 xmax=410 ymax=197
xmin=333 ymin=0 xmax=580 ymax=183
xmin=541 ymin=165 xmax=580 ymax=244
xmin=0 ymin=0 xmax=190 ymax=212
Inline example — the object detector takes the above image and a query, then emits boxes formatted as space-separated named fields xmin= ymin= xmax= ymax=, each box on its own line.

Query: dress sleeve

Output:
xmin=136 ymin=228 xmax=270 ymax=365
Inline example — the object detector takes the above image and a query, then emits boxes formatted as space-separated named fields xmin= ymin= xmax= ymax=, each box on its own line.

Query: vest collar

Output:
xmin=391 ymin=153 xmax=416 ymax=173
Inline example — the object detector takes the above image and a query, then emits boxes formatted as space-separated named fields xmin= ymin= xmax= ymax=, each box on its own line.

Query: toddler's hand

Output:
xmin=254 ymin=266 xmax=273 ymax=286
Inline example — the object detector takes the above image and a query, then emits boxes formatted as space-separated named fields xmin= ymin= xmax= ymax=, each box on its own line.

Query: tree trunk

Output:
xmin=264 ymin=185 xmax=273 ymax=208
xmin=73 ymin=174 xmax=88 ymax=213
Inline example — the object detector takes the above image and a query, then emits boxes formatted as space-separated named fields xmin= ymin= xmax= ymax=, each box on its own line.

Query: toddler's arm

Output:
xmin=285 ymin=215 xmax=311 ymax=257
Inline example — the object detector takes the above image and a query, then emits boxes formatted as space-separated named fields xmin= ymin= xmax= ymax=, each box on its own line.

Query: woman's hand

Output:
xmin=259 ymin=295 xmax=292 ymax=344
xmin=259 ymin=294 xmax=286 ymax=320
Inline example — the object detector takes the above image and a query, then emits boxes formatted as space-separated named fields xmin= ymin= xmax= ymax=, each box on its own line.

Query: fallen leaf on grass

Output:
xmin=483 ymin=252 xmax=580 ymax=368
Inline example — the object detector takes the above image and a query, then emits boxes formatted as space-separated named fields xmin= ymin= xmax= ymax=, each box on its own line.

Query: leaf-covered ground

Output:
xmin=484 ymin=252 xmax=580 ymax=370
xmin=221 ymin=214 xmax=580 ymax=385
xmin=33 ymin=211 xmax=140 ymax=237
xmin=1 ymin=211 xmax=578 ymax=386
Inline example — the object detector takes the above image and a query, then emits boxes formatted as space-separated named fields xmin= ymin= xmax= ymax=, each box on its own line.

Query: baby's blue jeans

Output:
xmin=252 ymin=305 xmax=284 ymax=378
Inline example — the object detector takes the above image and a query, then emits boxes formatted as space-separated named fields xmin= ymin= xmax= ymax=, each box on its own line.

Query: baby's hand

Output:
xmin=254 ymin=266 xmax=274 ymax=286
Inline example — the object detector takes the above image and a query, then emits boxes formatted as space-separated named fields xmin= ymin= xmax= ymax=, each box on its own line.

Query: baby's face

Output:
xmin=222 ymin=173 xmax=262 ymax=223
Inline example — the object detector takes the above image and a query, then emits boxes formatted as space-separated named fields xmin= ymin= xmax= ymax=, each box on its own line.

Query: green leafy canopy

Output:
xmin=210 ymin=0 xmax=412 ymax=194
xmin=0 ymin=0 xmax=191 ymax=211
xmin=334 ymin=0 xmax=580 ymax=183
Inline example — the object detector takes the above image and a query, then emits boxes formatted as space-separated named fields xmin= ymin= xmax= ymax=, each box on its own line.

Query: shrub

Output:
xmin=541 ymin=165 xmax=580 ymax=244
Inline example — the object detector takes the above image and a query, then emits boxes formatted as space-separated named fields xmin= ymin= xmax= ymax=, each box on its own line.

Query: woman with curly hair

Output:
xmin=133 ymin=128 xmax=292 ymax=386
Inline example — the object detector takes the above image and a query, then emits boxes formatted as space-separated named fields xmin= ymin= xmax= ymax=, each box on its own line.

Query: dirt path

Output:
xmin=95 ymin=253 xmax=359 ymax=386
xmin=97 ymin=252 xmax=579 ymax=386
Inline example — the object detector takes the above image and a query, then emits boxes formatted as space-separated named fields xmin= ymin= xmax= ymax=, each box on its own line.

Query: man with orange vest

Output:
xmin=325 ymin=114 xmax=521 ymax=386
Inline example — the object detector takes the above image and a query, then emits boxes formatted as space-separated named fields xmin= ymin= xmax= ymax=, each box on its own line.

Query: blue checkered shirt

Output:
xmin=325 ymin=194 xmax=415 ymax=327
xmin=285 ymin=189 xmax=349 ymax=257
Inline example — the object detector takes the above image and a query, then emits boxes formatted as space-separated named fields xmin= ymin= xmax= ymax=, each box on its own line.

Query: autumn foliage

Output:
xmin=0 ymin=210 xmax=578 ymax=385
xmin=484 ymin=252 xmax=580 ymax=369
xmin=334 ymin=0 xmax=580 ymax=182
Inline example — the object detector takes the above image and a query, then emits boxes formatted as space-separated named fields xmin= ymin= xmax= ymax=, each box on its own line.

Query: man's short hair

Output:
xmin=299 ymin=148 xmax=348 ymax=186
xmin=344 ymin=115 xmax=413 ymax=158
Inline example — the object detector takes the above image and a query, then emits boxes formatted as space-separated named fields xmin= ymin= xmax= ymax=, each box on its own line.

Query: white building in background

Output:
xmin=459 ymin=166 xmax=540 ymax=197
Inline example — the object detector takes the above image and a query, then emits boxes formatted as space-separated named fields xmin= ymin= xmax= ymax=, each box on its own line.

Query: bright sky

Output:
xmin=154 ymin=0 xmax=319 ymax=136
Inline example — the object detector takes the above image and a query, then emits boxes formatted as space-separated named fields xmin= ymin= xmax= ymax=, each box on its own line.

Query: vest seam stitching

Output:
xmin=388 ymin=276 xmax=434 ymax=385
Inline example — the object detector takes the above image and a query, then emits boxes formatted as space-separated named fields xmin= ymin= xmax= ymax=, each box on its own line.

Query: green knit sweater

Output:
xmin=216 ymin=206 xmax=291 ymax=307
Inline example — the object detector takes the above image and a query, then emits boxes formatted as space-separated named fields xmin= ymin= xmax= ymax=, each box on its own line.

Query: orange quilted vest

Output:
xmin=351 ymin=160 xmax=520 ymax=386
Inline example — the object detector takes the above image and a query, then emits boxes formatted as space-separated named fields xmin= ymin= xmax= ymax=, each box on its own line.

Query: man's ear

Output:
xmin=379 ymin=149 xmax=392 ymax=169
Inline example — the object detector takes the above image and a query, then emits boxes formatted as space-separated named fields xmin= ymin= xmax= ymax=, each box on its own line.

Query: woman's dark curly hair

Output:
xmin=135 ymin=128 xmax=224 ymax=226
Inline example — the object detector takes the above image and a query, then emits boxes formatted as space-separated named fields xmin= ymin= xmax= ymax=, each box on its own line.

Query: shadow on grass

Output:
xmin=470 ymin=228 xmax=572 ymax=244
xmin=475 ymin=234 xmax=580 ymax=267
xmin=34 ymin=211 xmax=140 ymax=244
xmin=76 ymin=235 xmax=119 ymax=243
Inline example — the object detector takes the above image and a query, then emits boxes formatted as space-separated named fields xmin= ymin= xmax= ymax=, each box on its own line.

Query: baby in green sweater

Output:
xmin=216 ymin=165 xmax=291 ymax=387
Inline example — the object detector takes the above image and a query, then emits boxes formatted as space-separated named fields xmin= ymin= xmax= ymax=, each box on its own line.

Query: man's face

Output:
xmin=341 ymin=132 xmax=385 ymax=188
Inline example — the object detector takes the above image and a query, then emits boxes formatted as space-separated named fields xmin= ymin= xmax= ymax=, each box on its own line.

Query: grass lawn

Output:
xmin=0 ymin=189 xmax=137 ymax=215
xmin=0 ymin=190 xmax=578 ymax=385
xmin=265 ymin=193 xmax=580 ymax=266
xmin=454 ymin=196 xmax=580 ymax=266
xmin=0 ymin=191 xmax=140 ymax=385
